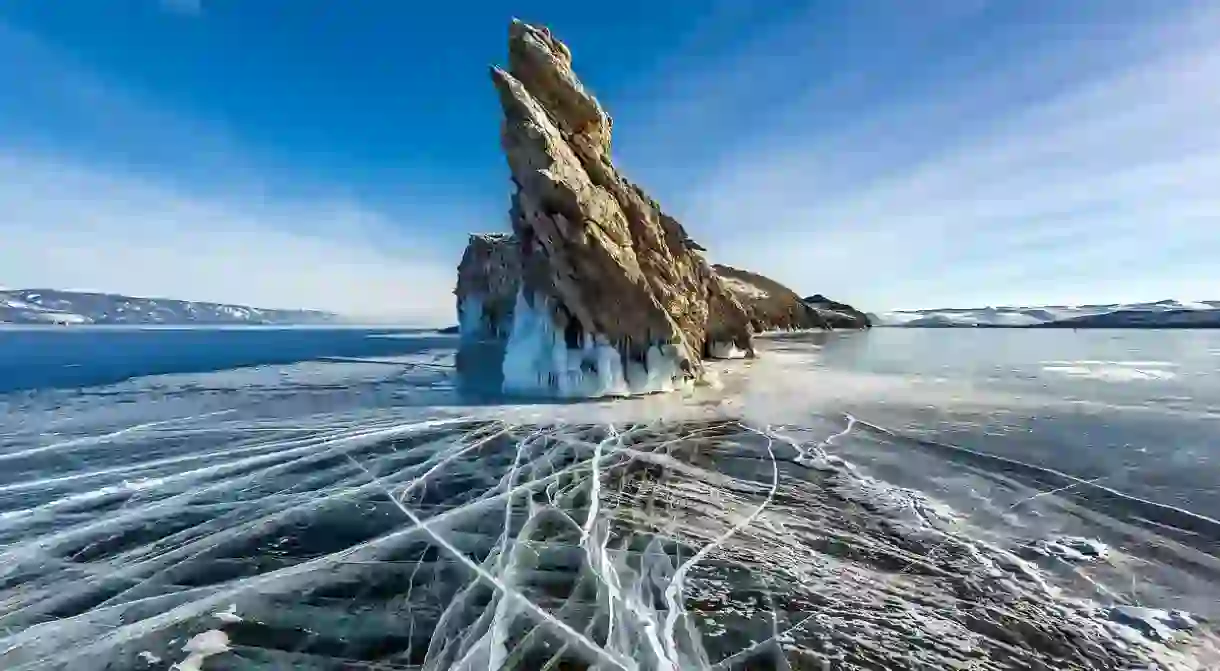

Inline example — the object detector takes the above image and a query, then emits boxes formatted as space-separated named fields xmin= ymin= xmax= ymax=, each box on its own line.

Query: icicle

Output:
xmin=458 ymin=294 xmax=488 ymax=340
xmin=500 ymin=289 xmax=690 ymax=398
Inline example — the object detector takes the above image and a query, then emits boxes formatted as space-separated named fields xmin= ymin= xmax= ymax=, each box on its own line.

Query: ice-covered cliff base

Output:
xmin=457 ymin=294 xmax=512 ymax=340
xmin=457 ymin=289 xmax=750 ymax=397
xmin=457 ymin=295 xmax=486 ymax=339
xmin=498 ymin=291 xmax=691 ymax=398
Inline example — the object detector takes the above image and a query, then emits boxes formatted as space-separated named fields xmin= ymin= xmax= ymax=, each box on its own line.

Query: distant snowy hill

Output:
xmin=0 ymin=289 xmax=340 ymax=325
xmin=876 ymin=300 xmax=1220 ymax=328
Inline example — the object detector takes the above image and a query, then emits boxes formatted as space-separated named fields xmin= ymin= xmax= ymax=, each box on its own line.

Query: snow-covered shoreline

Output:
xmin=876 ymin=299 xmax=1220 ymax=328
xmin=0 ymin=288 xmax=338 ymax=326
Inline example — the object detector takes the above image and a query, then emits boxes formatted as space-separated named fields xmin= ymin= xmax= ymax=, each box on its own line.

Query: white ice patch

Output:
xmin=172 ymin=630 xmax=229 ymax=671
xmin=213 ymin=603 xmax=242 ymax=623
xmin=720 ymin=276 xmax=769 ymax=300
xmin=137 ymin=651 xmax=161 ymax=665
xmin=1028 ymin=536 xmax=1110 ymax=563
xmin=1042 ymin=362 xmax=1176 ymax=382
xmin=458 ymin=294 xmax=487 ymax=340
xmin=707 ymin=341 xmax=746 ymax=359
xmin=1042 ymin=360 xmax=1178 ymax=368
xmin=500 ymin=290 xmax=688 ymax=398
xmin=1108 ymin=606 xmax=1198 ymax=643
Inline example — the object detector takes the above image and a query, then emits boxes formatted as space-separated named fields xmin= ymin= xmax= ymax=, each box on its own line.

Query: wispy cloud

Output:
xmin=0 ymin=152 xmax=458 ymax=323
xmin=623 ymin=2 xmax=1220 ymax=310
xmin=4 ymin=4 xmax=1216 ymax=320
xmin=0 ymin=21 xmax=463 ymax=324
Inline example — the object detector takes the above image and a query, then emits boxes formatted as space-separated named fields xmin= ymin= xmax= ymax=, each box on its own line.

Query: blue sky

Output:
xmin=1 ymin=1 xmax=1216 ymax=322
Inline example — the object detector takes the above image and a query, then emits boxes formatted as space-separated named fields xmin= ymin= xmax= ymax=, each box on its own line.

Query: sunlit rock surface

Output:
xmin=485 ymin=20 xmax=754 ymax=397
xmin=713 ymin=264 xmax=859 ymax=332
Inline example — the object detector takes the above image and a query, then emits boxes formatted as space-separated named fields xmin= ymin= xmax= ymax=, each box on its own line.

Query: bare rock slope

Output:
xmin=804 ymin=293 xmax=872 ymax=329
xmin=714 ymin=264 xmax=860 ymax=332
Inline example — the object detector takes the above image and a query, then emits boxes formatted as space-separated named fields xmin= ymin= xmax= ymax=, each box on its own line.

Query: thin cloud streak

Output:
xmin=4 ymin=4 xmax=1216 ymax=319
xmin=634 ymin=3 xmax=1220 ymax=310
xmin=0 ymin=152 xmax=457 ymax=324
xmin=0 ymin=19 xmax=465 ymax=325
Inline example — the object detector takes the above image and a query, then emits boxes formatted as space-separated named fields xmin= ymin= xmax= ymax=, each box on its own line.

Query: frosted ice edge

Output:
xmin=501 ymin=289 xmax=690 ymax=398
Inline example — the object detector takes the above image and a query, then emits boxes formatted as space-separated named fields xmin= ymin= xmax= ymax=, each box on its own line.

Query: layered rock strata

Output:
xmin=474 ymin=20 xmax=754 ymax=397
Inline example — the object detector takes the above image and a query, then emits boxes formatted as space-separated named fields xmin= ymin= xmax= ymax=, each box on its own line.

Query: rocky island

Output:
xmin=455 ymin=20 xmax=867 ymax=398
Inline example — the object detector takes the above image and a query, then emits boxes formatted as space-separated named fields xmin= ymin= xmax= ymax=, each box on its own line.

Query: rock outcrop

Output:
xmin=713 ymin=264 xmax=832 ymax=332
xmin=470 ymin=20 xmax=753 ymax=397
xmin=804 ymin=293 xmax=872 ymax=329
xmin=454 ymin=20 xmax=874 ymax=397
xmin=455 ymin=233 xmax=520 ymax=340
xmin=712 ymin=265 xmax=871 ymax=332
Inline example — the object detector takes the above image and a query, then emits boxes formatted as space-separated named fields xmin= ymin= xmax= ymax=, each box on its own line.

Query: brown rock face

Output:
xmin=713 ymin=265 xmax=873 ymax=331
xmin=714 ymin=264 xmax=831 ymax=332
xmin=486 ymin=20 xmax=753 ymax=395
xmin=455 ymin=233 xmax=520 ymax=340
xmin=804 ymin=293 xmax=873 ymax=329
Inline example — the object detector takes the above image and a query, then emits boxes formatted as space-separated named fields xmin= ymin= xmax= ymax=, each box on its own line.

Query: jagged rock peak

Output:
xmin=504 ymin=19 xmax=611 ymax=155
xmin=480 ymin=20 xmax=755 ymax=397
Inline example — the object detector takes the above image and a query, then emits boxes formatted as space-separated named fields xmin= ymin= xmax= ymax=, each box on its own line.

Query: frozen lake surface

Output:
xmin=1 ymin=327 xmax=1218 ymax=669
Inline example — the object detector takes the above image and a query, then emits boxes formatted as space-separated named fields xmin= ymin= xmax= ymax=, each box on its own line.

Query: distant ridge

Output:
xmin=0 ymin=288 xmax=340 ymax=325
xmin=875 ymin=300 xmax=1220 ymax=328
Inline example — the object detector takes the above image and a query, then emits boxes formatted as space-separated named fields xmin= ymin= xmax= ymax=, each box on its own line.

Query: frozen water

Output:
xmin=1109 ymin=606 xmax=1198 ymax=642
xmin=0 ymin=327 xmax=1218 ymax=669
xmin=1027 ymin=536 xmax=1111 ymax=562
xmin=212 ymin=603 xmax=242 ymax=623
xmin=1042 ymin=360 xmax=1179 ymax=381
xmin=173 ymin=630 xmax=229 ymax=671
